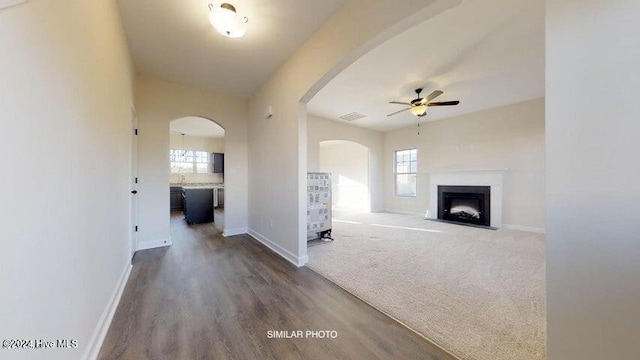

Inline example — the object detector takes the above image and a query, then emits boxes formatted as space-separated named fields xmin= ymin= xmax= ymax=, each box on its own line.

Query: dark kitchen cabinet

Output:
xmin=212 ymin=152 xmax=224 ymax=174
xmin=170 ymin=186 xmax=183 ymax=211
xmin=183 ymin=188 xmax=213 ymax=224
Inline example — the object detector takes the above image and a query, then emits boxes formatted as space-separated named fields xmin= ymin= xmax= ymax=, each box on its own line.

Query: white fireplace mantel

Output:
xmin=427 ymin=170 xmax=505 ymax=228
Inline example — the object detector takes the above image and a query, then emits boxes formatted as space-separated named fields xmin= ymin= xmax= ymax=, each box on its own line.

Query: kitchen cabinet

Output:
xmin=183 ymin=188 xmax=214 ymax=224
xmin=212 ymin=152 xmax=224 ymax=174
xmin=170 ymin=186 xmax=183 ymax=211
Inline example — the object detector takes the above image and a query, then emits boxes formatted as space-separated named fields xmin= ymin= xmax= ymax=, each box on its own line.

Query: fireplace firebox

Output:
xmin=438 ymin=185 xmax=491 ymax=227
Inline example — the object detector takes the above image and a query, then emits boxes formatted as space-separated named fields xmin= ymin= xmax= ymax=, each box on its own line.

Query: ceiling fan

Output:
xmin=387 ymin=88 xmax=460 ymax=117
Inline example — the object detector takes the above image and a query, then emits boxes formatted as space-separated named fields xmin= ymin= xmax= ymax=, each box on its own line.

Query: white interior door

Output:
xmin=130 ymin=109 xmax=138 ymax=259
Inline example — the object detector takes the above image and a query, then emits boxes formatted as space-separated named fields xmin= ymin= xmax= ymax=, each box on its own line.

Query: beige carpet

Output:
xmin=307 ymin=212 xmax=546 ymax=360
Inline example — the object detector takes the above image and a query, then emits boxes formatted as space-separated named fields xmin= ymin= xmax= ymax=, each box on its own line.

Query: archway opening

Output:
xmin=301 ymin=2 xmax=545 ymax=359
xmin=169 ymin=116 xmax=226 ymax=232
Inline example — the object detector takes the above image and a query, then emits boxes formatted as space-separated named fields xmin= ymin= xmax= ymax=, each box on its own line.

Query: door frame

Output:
xmin=129 ymin=107 xmax=138 ymax=259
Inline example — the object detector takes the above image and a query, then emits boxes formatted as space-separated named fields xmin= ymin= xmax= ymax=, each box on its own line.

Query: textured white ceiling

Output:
xmin=116 ymin=0 xmax=345 ymax=98
xmin=170 ymin=117 xmax=225 ymax=138
xmin=307 ymin=0 xmax=544 ymax=132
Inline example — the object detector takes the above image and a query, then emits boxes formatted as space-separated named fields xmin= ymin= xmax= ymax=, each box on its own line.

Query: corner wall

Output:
xmin=0 ymin=0 xmax=134 ymax=358
xmin=135 ymin=75 xmax=249 ymax=244
xmin=383 ymin=98 xmax=545 ymax=231
xmin=546 ymin=1 xmax=640 ymax=358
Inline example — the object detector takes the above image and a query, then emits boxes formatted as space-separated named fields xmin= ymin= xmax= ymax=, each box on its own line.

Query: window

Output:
xmin=394 ymin=149 xmax=417 ymax=197
xmin=170 ymin=149 xmax=209 ymax=174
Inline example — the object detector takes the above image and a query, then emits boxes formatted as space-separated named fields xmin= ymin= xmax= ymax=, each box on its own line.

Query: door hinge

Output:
xmin=135 ymin=177 xmax=138 ymax=184
xmin=135 ymin=226 xmax=138 ymax=232
xmin=134 ymin=129 xmax=138 ymax=135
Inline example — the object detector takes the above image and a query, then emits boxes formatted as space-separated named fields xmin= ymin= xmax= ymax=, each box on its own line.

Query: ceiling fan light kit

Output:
xmin=410 ymin=104 xmax=427 ymax=117
xmin=209 ymin=2 xmax=248 ymax=38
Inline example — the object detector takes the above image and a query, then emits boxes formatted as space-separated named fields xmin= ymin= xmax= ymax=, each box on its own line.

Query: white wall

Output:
xmin=384 ymin=98 xmax=545 ymax=230
xmin=319 ymin=141 xmax=370 ymax=211
xmin=248 ymin=0 xmax=462 ymax=266
xmin=135 ymin=75 xmax=248 ymax=245
xmin=169 ymin=133 xmax=225 ymax=153
xmin=307 ymin=115 xmax=384 ymax=211
xmin=546 ymin=1 xmax=640 ymax=359
xmin=0 ymin=0 xmax=134 ymax=359
xmin=168 ymin=133 xmax=224 ymax=184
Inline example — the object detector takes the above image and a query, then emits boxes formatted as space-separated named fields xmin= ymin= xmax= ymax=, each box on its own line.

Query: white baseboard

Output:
xmin=223 ymin=227 xmax=247 ymax=237
xmin=136 ymin=237 xmax=172 ymax=251
xmin=82 ymin=261 xmax=133 ymax=360
xmin=247 ymin=228 xmax=306 ymax=267
xmin=503 ymin=224 xmax=546 ymax=234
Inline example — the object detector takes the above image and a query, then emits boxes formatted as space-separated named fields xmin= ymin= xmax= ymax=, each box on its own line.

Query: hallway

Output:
xmin=98 ymin=215 xmax=454 ymax=359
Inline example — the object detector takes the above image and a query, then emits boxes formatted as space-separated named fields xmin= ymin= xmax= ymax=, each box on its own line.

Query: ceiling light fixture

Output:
xmin=410 ymin=104 xmax=427 ymax=117
xmin=208 ymin=2 xmax=248 ymax=38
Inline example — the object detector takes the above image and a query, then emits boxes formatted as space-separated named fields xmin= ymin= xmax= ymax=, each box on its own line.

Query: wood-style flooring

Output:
xmin=98 ymin=213 xmax=454 ymax=360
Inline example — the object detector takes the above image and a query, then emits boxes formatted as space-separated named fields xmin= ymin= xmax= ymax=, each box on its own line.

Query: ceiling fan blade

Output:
xmin=389 ymin=101 xmax=412 ymax=105
xmin=428 ymin=100 xmax=460 ymax=106
xmin=386 ymin=107 xmax=411 ymax=117
xmin=421 ymin=90 xmax=444 ymax=104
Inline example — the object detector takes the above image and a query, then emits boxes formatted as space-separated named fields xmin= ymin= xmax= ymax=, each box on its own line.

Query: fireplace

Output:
xmin=438 ymin=185 xmax=491 ymax=227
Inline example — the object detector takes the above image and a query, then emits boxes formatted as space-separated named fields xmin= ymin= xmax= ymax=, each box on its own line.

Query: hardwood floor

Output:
xmin=98 ymin=213 xmax=455 ymax=360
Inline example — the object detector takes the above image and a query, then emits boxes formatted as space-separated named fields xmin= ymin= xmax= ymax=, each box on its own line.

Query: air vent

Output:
xmin=339 ymin=112 xmax=367 ymax=121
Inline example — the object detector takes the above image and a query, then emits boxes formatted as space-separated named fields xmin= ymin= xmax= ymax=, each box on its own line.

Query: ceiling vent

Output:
xmin=339 ymin=112 xmax=367 ymax=121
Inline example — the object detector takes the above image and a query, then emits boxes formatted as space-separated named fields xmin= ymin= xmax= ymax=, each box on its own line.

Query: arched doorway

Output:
xmin=169 ymin=116 xmax=226 ymax=231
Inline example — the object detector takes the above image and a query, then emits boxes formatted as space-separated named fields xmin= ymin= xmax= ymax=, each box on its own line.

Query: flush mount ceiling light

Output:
xmin=208 ymin=2 xmax=248 ymax=38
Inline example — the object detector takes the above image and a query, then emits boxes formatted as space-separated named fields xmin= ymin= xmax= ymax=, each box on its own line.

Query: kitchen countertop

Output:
xmin=170 ymin=183 xmax=224 ymax=189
